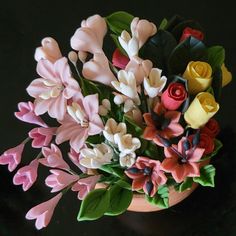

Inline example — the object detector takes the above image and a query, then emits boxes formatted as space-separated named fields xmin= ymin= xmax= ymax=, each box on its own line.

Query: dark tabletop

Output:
xmin=0 ymin=0 xmax=236 ymax=235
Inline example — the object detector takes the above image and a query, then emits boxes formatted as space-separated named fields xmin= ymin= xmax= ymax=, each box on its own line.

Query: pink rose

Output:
xmin=180 ymin=27 xmax=204 ymax=42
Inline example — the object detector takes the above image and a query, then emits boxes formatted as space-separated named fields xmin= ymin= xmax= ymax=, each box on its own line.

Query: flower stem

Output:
xmin=109 ymin=61 xmax=118 ymax=75
xmin=22 ymin=137 xmax=31 ymax=145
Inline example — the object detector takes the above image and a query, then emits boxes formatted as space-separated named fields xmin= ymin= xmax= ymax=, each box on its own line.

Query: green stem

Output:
xmin=22 ymin=137 xmax=31 ymax=145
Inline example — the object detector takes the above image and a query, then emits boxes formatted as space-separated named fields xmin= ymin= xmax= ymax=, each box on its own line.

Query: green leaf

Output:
xmin=77 ymin=189 xmax=110 ymax=221
xmin=145 ymin=185 xmax=169 ymax=209
xmin=206 ymin=86 xmax=215 ymax=96
xmin=140 ymin=30 xmax=177 ymax=74
xmin=193 ymin=164 xmax=216 ymax=187
xmin=159 ymin=18 xmax=168 ymax=30
xmin=175 ymin=177 xmax=193 ymax=192
xmin=110 ymin=34 xmax=128 ymax=56
xmin=105 ymin=183 xmax=133 ymax=216
xmin=99 ymin=164 xmax=124 ymax=178
xmin=86 ymin=134 xmax=104 ymax=145
xmin=207 ymin=46 xmax=225 ymax=72
xmin=124 ymin=115 xmax=143 ymax=136
xmin=106 ymin=11 xmax=134 ymax=35
xmin=115 ymin=179 xmax=132 ymax=190
xmin=211 ymin=67 xmax=222 ymax=103
xmin=168 ymin=36 xmax=207 ymax=75
xmin=81 ymin=77 xmax=101 ymax=96
xmin=142 ymin=141 xmax=161 ymax=160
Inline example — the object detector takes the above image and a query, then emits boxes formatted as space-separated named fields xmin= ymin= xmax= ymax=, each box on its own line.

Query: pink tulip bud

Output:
xmin=0 ymin=143 xmax=25 ymax=172
xmin=29 ymin=127 xmax=57 ymax=148
xmin=13 ymin=159 xmax=39 ymax=191
xmin=14 ymin=101 xmax=47 ymax=127
xmin=26 ymin=192 xmax=62 ymax=230
xmin=112 ymin=48 xmax=129 ymax=69
xmin=45 ymin=169 xmax=79 ymax=193
xmin=72 ymin=175 xmax=100 ymax=200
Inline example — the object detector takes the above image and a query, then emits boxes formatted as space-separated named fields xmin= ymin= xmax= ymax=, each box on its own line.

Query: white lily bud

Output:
xmin=102 ymin=99 xmax=111 ymax=110
xmin=114 ymin=94 xmax=124 ymax=105
xmin=68 ymin=51 xmax=78 ymax=64
xmin=78 ymin=51 xmax=88 ymax=63
xmin=99 ymin=105 xmax=108 ymax=116
xmin=119 ymin=152 xmax=136 ymax=168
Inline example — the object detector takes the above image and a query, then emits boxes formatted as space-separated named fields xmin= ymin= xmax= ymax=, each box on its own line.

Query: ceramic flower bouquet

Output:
xmin=0 ymin=11 xmax=232 ymax=229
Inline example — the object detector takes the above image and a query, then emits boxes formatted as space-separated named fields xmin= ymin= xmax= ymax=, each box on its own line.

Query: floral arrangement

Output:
xmin=0 ymin=11 xmax=232 ymax=230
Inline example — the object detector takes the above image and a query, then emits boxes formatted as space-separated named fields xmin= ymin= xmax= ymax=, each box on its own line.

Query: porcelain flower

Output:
xmin=221 ymin=63 xmax=232 ymax=87
xmin=79 ymin=143 xmax=113 ymax=169
xmin=143 ymin=68 xmax=167 ymax=98
xmin=68 ymin=148 xmax=87 ymax=173
xmin=27 ymin=57 xmax=81 ymax=120
xmin=119 ymin=152 xmax=136 ymax=168
xmin=56 ymin=94 xmax=104 ymax=152
xmin=112 ymin=48 xmax=129 ymax=69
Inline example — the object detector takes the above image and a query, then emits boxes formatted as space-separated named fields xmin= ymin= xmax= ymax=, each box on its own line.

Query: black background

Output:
xmin=0 ymin=0 xmax=236 ymax=235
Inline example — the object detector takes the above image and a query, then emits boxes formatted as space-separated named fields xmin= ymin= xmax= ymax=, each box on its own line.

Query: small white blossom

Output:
xmin=98 ymin=99 xmax=111 ymax=116
xmin=119 ymin=152 xmax=136 ymax=168
xmin=114 ymin=133 xmax=141 ymax=154
xmin=144 ymin=68 xmax=167 ymax=98
xmin=79 ymin=143 xmax=113 ymax=169
xmin=103 ymin=118 xmax=127 ymax=143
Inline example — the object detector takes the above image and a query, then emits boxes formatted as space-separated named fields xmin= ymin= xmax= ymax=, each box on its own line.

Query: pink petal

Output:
xmin=34 ymin=98 xmax=51 ymax=116
xmin=36 ymin=60 xmax=56 ymax=81
xmin=167 ymin=123 xmax=184 ymax=137
xmin=54 ymin=57 xmax=71 ymax=84
xmin=188 ymin=147 xmax=205 ymax=162
xmin=48 ymin=94 xmax=66 ymax=120
xmin=164 ymin=111 xmax=181 ymax=123
xmin=83 ymin=94 xmax=99 ymax=117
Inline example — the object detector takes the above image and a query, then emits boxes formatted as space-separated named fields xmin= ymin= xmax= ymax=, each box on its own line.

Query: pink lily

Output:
xmin=29 ymin=127 xmax=56 ymax=148
xmin=34 ymin=37 xmax=62 ymax=63
xmin=26 ymin=57 xmax=81 ymax=120
xmin=26 ymin=192 xmax=62 ymax=230
xmin=143 ymin=102 xmax=184 ymax=146
xmin=39 ymin=144 xmax=69 ymax=170
xmin=125 ymin=56 xmax=153 ymax=85
xmin=72 ymin=175 xmax=100 ymax=200
xmin=0 ymin=143 xmax=25 ymax=172
xmin=56 ymin=94 xmax=104 ymax=153
xmin=68 ymin=148 xmax=87 ymax=173
xmin=161 ymin=137 xmax=205 ymax=183
xmin=14 ymin=101 xmax=47 ymax=127
xmin=45 ymin=169 xmax=79 ymax=192
xmin=125 ymin=156 xmax=167 ymax=197
xmin=82 ymin=52 xmax=116 ymax=86
xmin=13 ymin=159 xmax=39 ymax=191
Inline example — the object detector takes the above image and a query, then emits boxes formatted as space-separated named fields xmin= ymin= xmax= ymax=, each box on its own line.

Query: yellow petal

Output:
xmin=221 ymin=63 xmax=232 ymax=87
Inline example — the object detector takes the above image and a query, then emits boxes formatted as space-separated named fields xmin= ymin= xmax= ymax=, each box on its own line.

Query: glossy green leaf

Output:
xmin=115 ymin=179 xmax=132 ymax=190
xmin=77 ymin=189 xmax=110 ymax=221
xmin=106 ymin=11 xmax=134 ymax=35
xmin=207 ymin=46 xmax=225 ymax=72
xmin=193 ymin=164 xmax=216 ymax=187
xmin=175 ymin=177 xmax=193 ymax=192
xmin=159 ymin=18 xmax=168 ymax=30
xmin=99 ymin=164 xmax=124 ymax=178
xmin=105 ymin=183 xmax=133 ymax=216
xmin=124 ymin=115 xmax=143 ymax=136
xmin=86 ymin=134 xmax=104 ymax=145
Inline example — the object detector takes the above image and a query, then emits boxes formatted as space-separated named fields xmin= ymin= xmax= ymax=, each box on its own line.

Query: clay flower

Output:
xmin=221 ymin=63 xmax=232 ymax=87
xmin=71 ymin=14 xmax=107 ymax=54
xmin=180 ymin=27 xmax=204 ymax=42
xmin=29 ymin=127 xmax=57 ymax=148
xmin=143 ymin=68 xmax=167 ymax=98
xmin=103 ymin=118 xmax=127 ymax=143
xmin=72 ymin=175 xmax=100 ymax=200
xmin=112 ymin=48 xmax=129 ymax=69
xmin=79 ymin=143 xmax=113 ymax=169
xmin=26 ymin=192 xmax=62 ymax=230
xmin=125 ymin=56 xmax=153 ymax=85
xmin=14 ymin=101 xmax=47 ymax=127
xmin=82 ymin=52 xmax=116 ymax=86
xmin=111 ymin=70 xmax=140 ymax=104
xmin=55 ymin=94 xmax=104 ymax=152
xmin=143 ymin=103 xmax=184 ymax=146
xmin=119 ymin=152 xmax=136 ymax=168
xmin=201 ymin=118 xmax=220 ymax=138
xmin=39 ymin=144 xmax=69 ymax=170
xmin=34 ymin=37 xmax=62 ymax=63
xmin=68 ymin=148 xmax=87 ymax=173
xmin=45 ymin=169 xmax=79 ymax=193
xmin=0 ymin=143 xmax=25 ymax=172
xmin=161 ymin=137 xmax=205 ymax=183
xmin=125 ymin=156 xmax=167 ymax=196
xmin=26 ymin=57 xmax=81 ymax=120
xmin=13 ymin=159 xmax=39 ymax=191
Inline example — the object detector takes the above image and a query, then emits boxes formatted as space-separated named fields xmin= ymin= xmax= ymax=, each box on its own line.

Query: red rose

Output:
xmin=161 ymin=82 xmax=187 ymax=110
xmin=189 ymin=133 xmax=215 ymax=155
xmin=112 ymin=48 xmax=129 ymax=69
xmin=201 ymin=119 xmax=220 ymax=138
xmin=180 ymin=27 xmax=204 ymax=42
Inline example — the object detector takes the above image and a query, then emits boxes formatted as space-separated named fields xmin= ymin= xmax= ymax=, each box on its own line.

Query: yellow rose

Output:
xmin=221 ymin=63 xmax=232 ymax=87
xmin=184 ymin=92 xmax=219 ymax=129
xmin=183 ymin=61 xmax=212 ymax=95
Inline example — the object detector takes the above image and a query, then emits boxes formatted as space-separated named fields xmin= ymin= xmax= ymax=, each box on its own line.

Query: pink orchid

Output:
xmin=26 ymin=192 xmax=62 ymax=230
xmin=125 ymin=156 xmax=167 ymax=197
xmin=13 ymin=159 xmax=39 ymax=191
xmin=0 ymin=143 xmax=25 ymax=172
xmin=161 ymin=137 xmax=205 ymax=183
xmin=26 ymin=57 xmax=81 ymax=120
xmin=131 ymin=17 xmax=157 ymax=48
xmin=143 ymin=103 xmax=184 ymax=146
xmin=14 ymin=101 xmax=47 ymax=127
xmin=71 ymin=14 xmax=107 ymax=54
xmin=72 ymin=175 xmax=100 ymax=200
xmin=68 ymin=148 xmax=87 ymax=173
xmin=39 ymin=144 xmax=69 ymax=169
xmin=29 ymin=127 xmax=57 ymax=148
xmin=125 ymin=56 xmax=153 ymax=85
xmin=56 ymin=94 xmax=104 ymax=152
xmin=82 ymin=52 xmax=116 ymax=86
xmin=112 ymin=48 xmax=129 ymax=69
xmin=45 ymin=169 xmax=79 ymax=192
xmin=34 ymin=37 xmax=62 ymax=63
